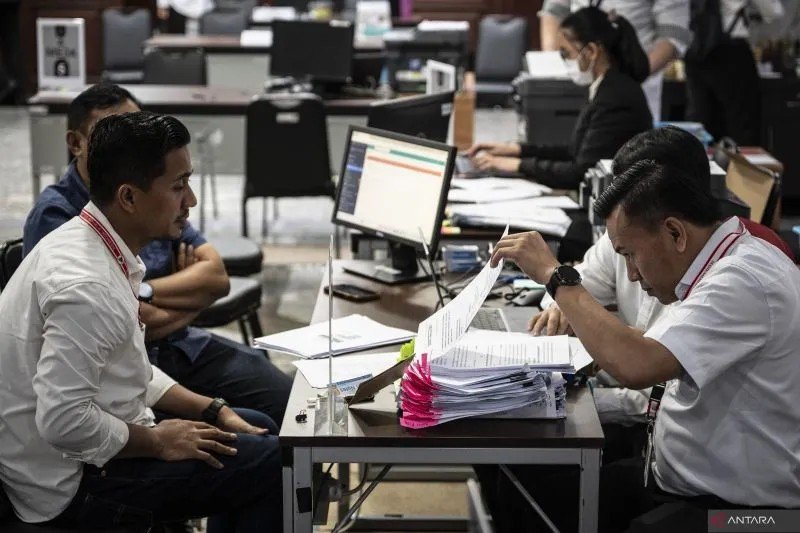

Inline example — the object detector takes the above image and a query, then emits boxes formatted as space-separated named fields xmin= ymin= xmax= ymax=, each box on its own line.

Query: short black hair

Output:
xmin=67 ymin=83 xmax=142 ymax=132
xmin=594 ymin=127 xmax=720 ymax=229
xmin=612 ymin=126 xmax=710 ymax=179
xmin=87 ymin=111 xmax=191 ymax=207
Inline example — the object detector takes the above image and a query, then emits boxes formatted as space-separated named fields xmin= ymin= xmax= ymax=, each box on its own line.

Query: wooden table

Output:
xmin=279 ymin=260 xmax=604 ymax=532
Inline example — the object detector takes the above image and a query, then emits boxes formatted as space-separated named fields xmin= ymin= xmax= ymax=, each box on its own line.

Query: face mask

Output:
xmin=564 ymin=54 xmax=595 ymax=86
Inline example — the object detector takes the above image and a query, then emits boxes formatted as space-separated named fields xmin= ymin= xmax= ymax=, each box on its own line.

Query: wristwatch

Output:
xmin=545 ymin=265 xmax=582 ymax=299
xmin=138 ymin=282 xmax=154 ymax=304
xmin=201 ymin=398 xmax=229 ymax=424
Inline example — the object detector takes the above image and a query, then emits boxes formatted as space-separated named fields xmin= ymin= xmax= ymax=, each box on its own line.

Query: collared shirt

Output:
xmin=541 ymin=0 xmax=692 ymax=56
xmin=541 ymin=231 xmax=666 ymax=422
xmin=645 ymin=216 xmax=800 ymax=506
xmin=588 ymin=73 xmax=605 ymax=101
xmin=0 ymin=202 xmax=177 ymax=523
xmin=23 ymin=161 xmax=211 ymax=363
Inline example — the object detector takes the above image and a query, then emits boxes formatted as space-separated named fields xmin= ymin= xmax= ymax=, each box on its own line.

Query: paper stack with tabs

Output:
xmin=397 ymin=225 xmax=575 ymax=428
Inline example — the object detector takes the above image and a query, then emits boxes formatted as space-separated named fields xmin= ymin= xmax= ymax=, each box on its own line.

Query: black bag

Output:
xmin=685 ymin=0 xmax=745 ymax=62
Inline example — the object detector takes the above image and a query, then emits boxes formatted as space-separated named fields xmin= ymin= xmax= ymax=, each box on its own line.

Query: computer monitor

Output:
xmin=332 ymin=126 xmax=456 ymax=284
xmin=367 ymin=91 xmax=455 ymax=143
xmin=271 ymin=19 xmax=354 ymax=84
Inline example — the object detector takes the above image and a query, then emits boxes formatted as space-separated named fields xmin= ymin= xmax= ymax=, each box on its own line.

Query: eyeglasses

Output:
xmin=559 ymin=43 xmax=587 ymax=61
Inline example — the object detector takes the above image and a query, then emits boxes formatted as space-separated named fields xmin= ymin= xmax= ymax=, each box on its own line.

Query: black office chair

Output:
xmin=143 ymin=49 xmax=207 ymax=85
xmin=474 ymin=15 xmax=529 ymax=108
xmin=200 ymin=7 xmax=249 ymax=35
xmin=193 ymin=276 xmax=265 ymax=346
xmin=208 ymin=235 xmax=264 ymax=277
xmin=0 ymin=238 xmax=22 ymax=291
xmin=243 ymin=94 xmax=336 ymax=239
xmin=101 ymin=8 xmax=151 ymax=83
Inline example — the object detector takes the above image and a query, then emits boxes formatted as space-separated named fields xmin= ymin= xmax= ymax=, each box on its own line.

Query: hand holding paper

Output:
xmin=490 ymin=231 xmax=561 ymax=284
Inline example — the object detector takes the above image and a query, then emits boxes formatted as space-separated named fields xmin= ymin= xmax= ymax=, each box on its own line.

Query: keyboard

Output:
xmin=469 ymin=308 xmax=510 ymax=332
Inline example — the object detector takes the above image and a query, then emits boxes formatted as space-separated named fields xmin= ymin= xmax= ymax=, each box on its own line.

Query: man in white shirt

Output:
xmin=540 ymin=0 xmax=691 ymax=121
xmin=0 ymin=111 xmax=281 ymax=531
xmin=488 ymin=127 xmax=800 ymax=531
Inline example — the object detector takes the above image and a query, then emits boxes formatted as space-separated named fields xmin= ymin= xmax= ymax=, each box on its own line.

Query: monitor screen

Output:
xmin=271 ymin=20 xmax=354 ymax=82
xmin=367 ymin=91 xmax=454 ymax=142
xmin=333 ymin=126 xmax=456 ymax=252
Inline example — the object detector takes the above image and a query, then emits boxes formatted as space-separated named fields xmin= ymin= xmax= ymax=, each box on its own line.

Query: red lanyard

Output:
xmin=79 ymin=208 xmax=139 ymax=304
xmin=683 ymin=223 xmax=746 ymax=299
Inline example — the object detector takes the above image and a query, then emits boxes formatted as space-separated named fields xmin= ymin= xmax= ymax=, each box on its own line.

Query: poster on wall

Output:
xmin=36 ymin=18 xmax=86 ymax=90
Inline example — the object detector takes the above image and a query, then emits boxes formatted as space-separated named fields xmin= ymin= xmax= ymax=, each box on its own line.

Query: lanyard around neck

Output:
xmin=79 ymin=208 xmax=137 ymax=296
xmin=683 ymin=224 xmax=746 ymax=300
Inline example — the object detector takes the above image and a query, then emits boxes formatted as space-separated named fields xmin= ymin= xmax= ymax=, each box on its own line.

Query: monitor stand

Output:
xmin=342 ymin=242 xmax=430 ymax=285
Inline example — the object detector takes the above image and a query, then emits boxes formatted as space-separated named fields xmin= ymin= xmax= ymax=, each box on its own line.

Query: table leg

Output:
xmin=293 ymin=447 xmax=313 ymax=533
xmin=283 ymin=462 xmax=294 ymax=533
xmin=578 ymin=449 xmax=601 ymax=533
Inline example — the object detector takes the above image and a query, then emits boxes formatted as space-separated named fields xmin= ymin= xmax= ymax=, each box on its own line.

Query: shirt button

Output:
xmin=100 ymin=470 xmax=107 ymax=478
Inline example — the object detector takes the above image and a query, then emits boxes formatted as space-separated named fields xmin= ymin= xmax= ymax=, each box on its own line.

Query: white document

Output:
xmin=415 ymin=226 xmax=509 ymax=360
xmin=254 ymin=314 xmax=414 ymax=359
xmin=450 ymin=177 xmax=551 ymax=195
xmin=569 ymin=336 xmax=593 ymax=371
xmin=449 ymin=200 xmax=572 ymax=235
xmin=240 ymin=29 xmax=273 ymax=47
xmin=525 ymin=51 xmax=569 ymax=79
xmin=418 ymin=20 xmax=469 ymax=31
xmin=251 ymin=6 xmax=296 ymax=22
xmin=293 ymin=351 xmax=398 ymax=388
xmin=526 ymin=196 xmax=581 ymax=209
xmin=432 ymin=331 xmax=572 ymax=373
xmin=744 ymin=153 xmax=779 ymax=167
xmin=449 ymin=200 xmax=571 ymax=223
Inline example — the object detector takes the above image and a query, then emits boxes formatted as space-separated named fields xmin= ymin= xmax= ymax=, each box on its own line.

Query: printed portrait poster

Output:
xmin=37 ymin=18 xmax=86 ymax=90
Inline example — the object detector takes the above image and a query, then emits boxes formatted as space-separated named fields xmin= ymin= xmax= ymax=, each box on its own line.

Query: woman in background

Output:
xmin=466 ymin=7 xmax=653 ymax=190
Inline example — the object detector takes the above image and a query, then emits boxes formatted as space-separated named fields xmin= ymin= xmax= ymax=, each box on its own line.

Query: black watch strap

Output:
xmin=545 ymin=265 xmax=582 ymax=299
xmin=201 ymin=398 xmax=229 ymax=424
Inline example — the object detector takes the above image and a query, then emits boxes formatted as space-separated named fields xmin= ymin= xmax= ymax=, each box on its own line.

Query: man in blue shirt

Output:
xmin=24 ymin=83 xmax=292 ymax=426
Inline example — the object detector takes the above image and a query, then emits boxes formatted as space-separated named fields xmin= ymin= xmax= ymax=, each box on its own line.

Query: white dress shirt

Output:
xmin=541 ymin=231 xmax=666 ymax=424
xmin=0 ymin=202 xmax=176 ymax=523
xmin=645 ymin=217 xmax=800 ymax=506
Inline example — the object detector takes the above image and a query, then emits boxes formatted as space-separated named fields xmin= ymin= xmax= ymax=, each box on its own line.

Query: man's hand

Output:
xmin=216 ymin=406 xmax=269 ymax=436
xmin=472 ymin=154 xmax=521 ymax=173
xmin=464 ymin=142 xmax=521 ymax=158
xmin=176 ymin=242 xmax=197 ymax=271
xmin=152 ymin=419 xmax=238 ymax=469
xmin=529 ymin=305 xmax=573 ymax=336
xmin=490 ymin=232 xmax=560 ymax=284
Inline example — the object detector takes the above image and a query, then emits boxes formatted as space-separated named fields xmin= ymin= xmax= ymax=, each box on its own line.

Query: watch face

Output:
xmin=556 ymin=265 xmax=581 ymax=284
xmin=139 ymin=282 xmax=153 ymax=300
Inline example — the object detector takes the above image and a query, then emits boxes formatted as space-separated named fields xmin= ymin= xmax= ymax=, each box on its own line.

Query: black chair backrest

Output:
xmin=143 ymin=49 xmax=207 ymax=85
xmin=102 ymin=8 xmax=151 ymax=70
xmin=0 ymin=238 xmax=23 ymax=291
xmin=475 ymin=15 xmax=529 ymax=82
xmin=244 ymin=94 xmax=334 ymax=201
xmin=200 ymin=8 xmax=249 ymax=35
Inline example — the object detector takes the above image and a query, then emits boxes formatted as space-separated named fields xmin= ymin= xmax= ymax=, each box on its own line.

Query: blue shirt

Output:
xmin=23 ymin=161 xmax=212 ymax=363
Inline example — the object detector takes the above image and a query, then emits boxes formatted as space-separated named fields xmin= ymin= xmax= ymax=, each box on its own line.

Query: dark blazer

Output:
xmin=518 ymin=67 xmax=652 ymax=189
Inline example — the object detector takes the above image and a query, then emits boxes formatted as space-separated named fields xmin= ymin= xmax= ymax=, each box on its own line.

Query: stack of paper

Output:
xmin=399 ymin=331 xmax=574 ymax=428
xmin=448 ymin=177 xmax=552 ymax=203
xmin=253 ymin=314 xmax=415 ymax=359
xmin=449 ymin=199 xmax=573 ymax=237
